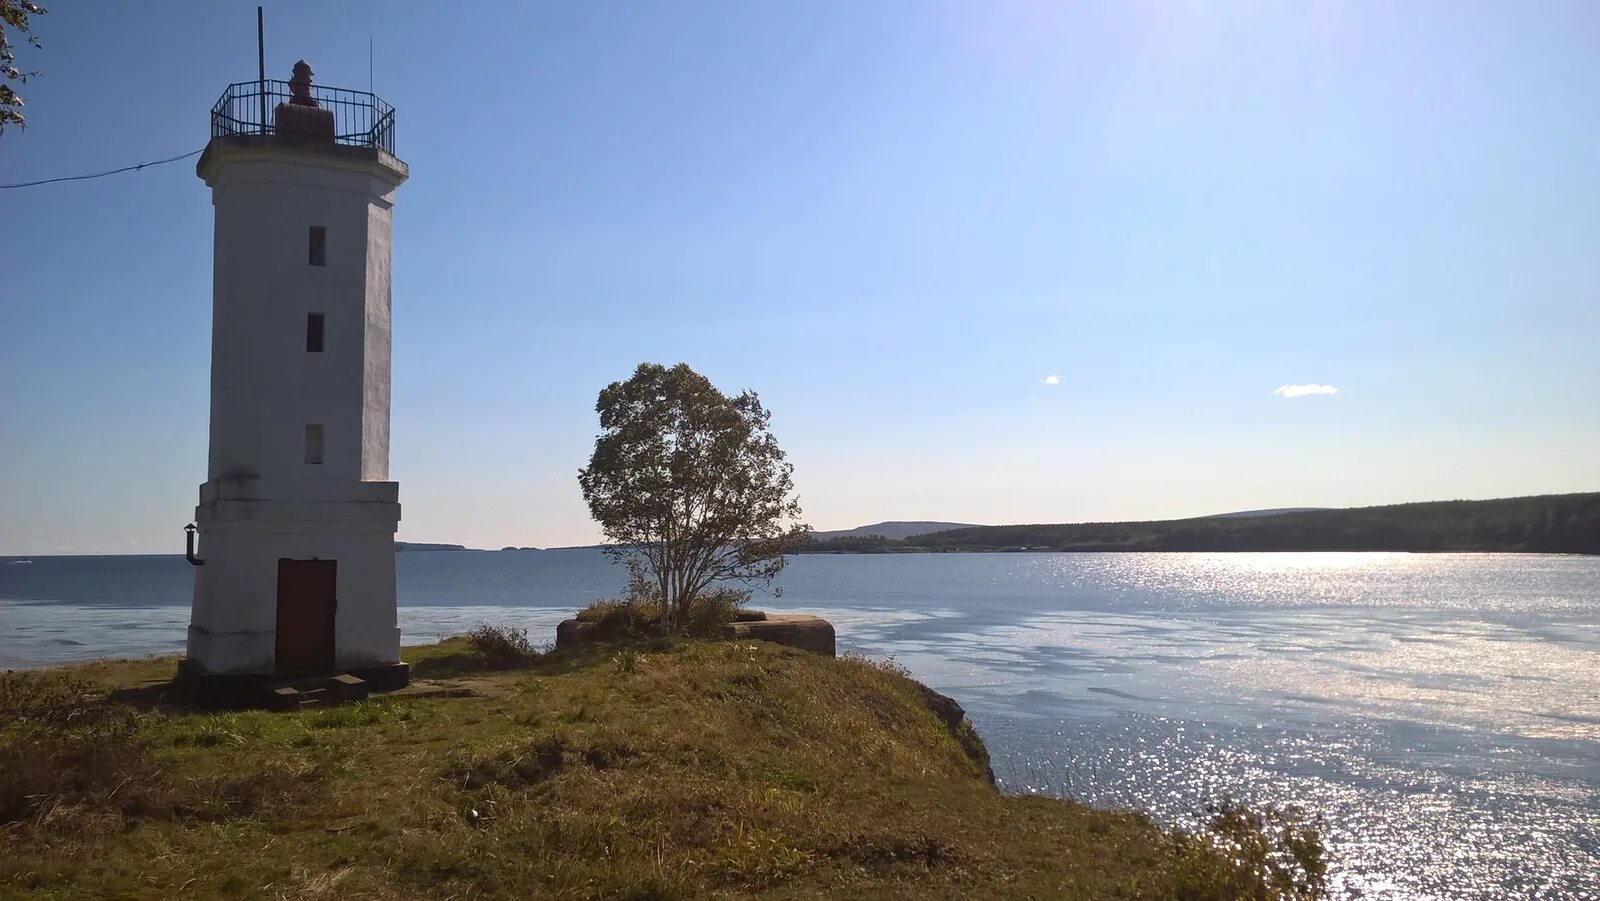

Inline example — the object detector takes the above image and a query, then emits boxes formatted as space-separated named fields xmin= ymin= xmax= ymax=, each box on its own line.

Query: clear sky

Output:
xmin=2 ymin=1 xmax=1597 ymax=554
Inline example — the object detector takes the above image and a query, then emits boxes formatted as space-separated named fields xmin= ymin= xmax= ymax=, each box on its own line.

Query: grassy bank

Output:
xmin=1 ymin=637 xmax=1322 ymax=899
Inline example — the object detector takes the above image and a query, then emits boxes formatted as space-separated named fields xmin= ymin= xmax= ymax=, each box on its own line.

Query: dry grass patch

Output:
xmin=1 ymin=638 xmax=1326 ymax=899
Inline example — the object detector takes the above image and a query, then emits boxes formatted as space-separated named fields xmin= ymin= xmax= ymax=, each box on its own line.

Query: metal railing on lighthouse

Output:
xmin=209 ymin=80 xmax=396 ymax=154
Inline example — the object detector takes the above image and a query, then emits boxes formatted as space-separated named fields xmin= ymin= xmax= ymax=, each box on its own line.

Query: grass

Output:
xmin=0 ymin=637 xmax=1325 ymax=899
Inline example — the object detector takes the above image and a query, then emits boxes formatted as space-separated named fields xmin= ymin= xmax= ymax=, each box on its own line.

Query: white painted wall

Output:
xmin=203 ymin=148 xmax=403 ymax=482
xmin=188 ymin=138 xmax=409 ymax=675
xmin=361 ymin=201 xmax=395 ymax=481
xmin=188 ymin=519 xmax=400 ymax=672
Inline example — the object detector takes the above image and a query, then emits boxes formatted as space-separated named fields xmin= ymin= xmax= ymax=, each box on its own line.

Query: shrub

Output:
xmin=681 ymin=587 xmax=749 ymax=638
xmin=574 ymin=597 xmax=658 ymax=641
xmin=1171 ymin=802 xmax=1329 ymax=899
xmin=612 ymin=649 xmax=640 ymax=674
xmin=573 ymin=549 xmax=760 ymax=640
xmin=575 ymin=587 xmax=751 ymax=642
xmin=574 ymin=561 xmax=664 ymax=641
xmin=463 ymin=624 xmax=544 ymax=670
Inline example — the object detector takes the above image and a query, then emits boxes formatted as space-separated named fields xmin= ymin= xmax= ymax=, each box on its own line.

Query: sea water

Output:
xmin=2 ymin=550 xmax=1597 ymax=899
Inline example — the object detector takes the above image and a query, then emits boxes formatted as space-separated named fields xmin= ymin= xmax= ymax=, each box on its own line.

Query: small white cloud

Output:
xmin=1274 ymin=383 xmax=1339 ymax=398
xmin=1042 ymin=374 xmax=1061 ymax=386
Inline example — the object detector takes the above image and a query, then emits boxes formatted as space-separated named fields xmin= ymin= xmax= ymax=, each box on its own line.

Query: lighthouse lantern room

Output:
xmin=183 ymin=61 xmax=410 ymax=697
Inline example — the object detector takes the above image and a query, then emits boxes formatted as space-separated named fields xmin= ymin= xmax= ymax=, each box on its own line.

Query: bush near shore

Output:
xmin=0 ymin=634 xmax=1324 ymax=899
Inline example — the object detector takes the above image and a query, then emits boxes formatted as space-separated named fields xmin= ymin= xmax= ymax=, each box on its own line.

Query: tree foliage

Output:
xmin=0 ymin=1 xmax=45 ymax=135
xmin=579 ymin=363 xmax=808 ymax=632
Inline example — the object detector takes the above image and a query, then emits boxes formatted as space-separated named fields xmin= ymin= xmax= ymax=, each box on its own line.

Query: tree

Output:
xmin=1 ymin=0 xmax=45 ymax=135
xmin=578 ymin=363 xmax=809 ymax=633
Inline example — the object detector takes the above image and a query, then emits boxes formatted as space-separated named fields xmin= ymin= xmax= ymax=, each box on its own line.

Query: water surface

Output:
xmin=2 ymin=550 xmax=1597 ymax=899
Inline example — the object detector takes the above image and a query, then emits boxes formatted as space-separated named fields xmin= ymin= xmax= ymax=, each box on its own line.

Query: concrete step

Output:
xmin=267 ymin=685 xmax=328 ymax=711
xmin=325 ymin=673 xmax=370 ymax=702
xmin=262 ymin=672 xmax=382 ymax=711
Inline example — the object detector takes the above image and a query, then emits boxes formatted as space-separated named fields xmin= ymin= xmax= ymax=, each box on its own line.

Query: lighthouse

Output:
xmin=183 ymin=61 xmax=410 ymax=697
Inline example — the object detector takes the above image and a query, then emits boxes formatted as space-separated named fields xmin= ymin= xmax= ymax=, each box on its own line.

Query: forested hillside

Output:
xmin=801 ymin=493 xmax=1600 ymax=555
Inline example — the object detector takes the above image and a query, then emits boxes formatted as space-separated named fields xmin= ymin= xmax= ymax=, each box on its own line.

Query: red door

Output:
xmin=275 ymin=559 xmax=337 ymax=672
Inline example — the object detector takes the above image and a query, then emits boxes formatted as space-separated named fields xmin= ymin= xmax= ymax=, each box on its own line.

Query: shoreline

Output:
xmin=0 ymin=637 xmax=1328 ymax=898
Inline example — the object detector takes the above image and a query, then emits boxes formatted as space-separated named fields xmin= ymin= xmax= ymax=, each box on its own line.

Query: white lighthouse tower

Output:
xmin=184 ymin=61 xmax=410 ymax=698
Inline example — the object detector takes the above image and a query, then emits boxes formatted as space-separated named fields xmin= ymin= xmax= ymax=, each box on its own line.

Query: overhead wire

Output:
xmin=0 ymin=147 xmax=204 ymax=190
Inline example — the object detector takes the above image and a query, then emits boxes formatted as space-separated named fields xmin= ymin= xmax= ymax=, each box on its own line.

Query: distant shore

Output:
xmin=800 ymin=492 xmax=1600 ymax=556
xmin=312 ymin=491 xmax=1600 ymax=559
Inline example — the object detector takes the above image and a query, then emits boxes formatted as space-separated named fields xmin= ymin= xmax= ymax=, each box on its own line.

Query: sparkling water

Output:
xmin=2 ymin=550 xmax=1597 ymax=899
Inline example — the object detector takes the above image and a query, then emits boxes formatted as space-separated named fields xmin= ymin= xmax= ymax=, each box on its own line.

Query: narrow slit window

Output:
xmin=309 ymin=226 xmax=327 ymax=266
xmin=304 ymin=424 xmax=324 ymax=464
xmin=306 ymin=313 xmax=325 ymax=352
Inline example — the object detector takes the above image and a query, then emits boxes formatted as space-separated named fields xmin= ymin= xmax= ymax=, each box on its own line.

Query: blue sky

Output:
xmin=2 ymin=1 xmax=1597 ymax=554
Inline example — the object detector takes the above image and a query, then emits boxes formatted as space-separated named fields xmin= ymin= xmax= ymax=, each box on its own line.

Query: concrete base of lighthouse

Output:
xmin=186 ymin=477 xmax=407 ymax=689
xmin=176 ymin=660 xmax=412 ymax=709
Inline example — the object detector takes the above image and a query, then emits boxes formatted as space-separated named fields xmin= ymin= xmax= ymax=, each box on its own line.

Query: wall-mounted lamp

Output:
xmin=184 ymin=523 xmax=206 ymax=566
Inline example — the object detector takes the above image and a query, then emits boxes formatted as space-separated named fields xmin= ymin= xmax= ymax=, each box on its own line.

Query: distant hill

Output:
xmin=1205 ymin=507 xmax=1330 ymax=519
xmin=801 ymin=493 xmax=1600 ymax=555
xmin=810 ymin=521 xmax=979 ymax=541
xmin=395 ymin=542 xmax=467 ymax=552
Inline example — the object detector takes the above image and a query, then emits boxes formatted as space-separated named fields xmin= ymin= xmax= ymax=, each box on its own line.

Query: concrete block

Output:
xmin=725 ymin=614 xmax=836 ymax=657
xmin=555 ymin=619 xmax=599 ymax=650
xmin=268 ymin=686 xmax=302 ymax=711
xmin=326 ymin=673 xmax=369 ymax=702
